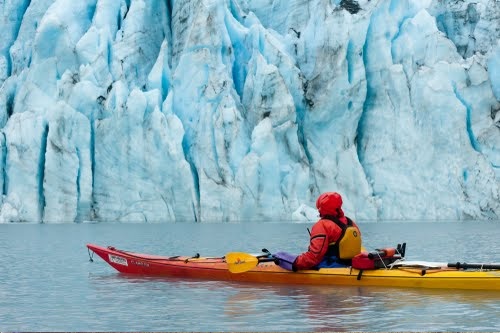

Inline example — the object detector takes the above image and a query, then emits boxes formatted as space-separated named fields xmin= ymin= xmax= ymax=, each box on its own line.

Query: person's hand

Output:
xmin=273 ymin=251 xmax=298 ymax=271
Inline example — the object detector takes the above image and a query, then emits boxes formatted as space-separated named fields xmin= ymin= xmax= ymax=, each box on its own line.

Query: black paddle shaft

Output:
xmin=448 ymin=262 xmax=500 ymax=270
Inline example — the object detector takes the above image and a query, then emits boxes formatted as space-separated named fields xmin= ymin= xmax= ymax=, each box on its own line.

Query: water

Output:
xmin=0 ymin=221 xmax=499 ymax=331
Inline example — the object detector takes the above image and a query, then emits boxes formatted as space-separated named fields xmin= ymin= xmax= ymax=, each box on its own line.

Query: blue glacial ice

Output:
xmin=0 ymin=0 xmax=498 ymax=222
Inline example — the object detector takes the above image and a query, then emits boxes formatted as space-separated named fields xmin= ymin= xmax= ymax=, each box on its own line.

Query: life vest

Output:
xmin=324 ymin=216 xmax=362 ymax=260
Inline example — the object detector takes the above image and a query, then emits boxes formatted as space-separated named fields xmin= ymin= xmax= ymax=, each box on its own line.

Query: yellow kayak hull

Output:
xmin=87 ymin=244 xmax=500 ymax=291
xmin=253 ymin=262 xmax=500 ymax=290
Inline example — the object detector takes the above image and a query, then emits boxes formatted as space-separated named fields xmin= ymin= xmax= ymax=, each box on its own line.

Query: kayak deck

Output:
xmin=86 ymin=244 xmax=500 ymax=291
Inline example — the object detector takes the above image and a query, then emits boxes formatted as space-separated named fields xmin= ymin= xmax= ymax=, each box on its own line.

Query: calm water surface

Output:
xmin=0 ymin=221 xmax=499 ymax=331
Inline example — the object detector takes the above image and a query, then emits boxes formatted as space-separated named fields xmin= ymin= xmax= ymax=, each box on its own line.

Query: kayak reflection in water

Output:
xmin=274 ymin=192 xmax=363 ymax=271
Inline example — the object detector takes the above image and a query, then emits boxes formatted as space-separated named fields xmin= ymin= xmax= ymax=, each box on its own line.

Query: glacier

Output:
xmin=0 ymin=0 xmax=498 ymax=223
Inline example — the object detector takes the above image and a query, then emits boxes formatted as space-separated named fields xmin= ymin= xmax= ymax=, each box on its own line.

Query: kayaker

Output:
xmin=274 ymin=192 xmax=362 ymax=271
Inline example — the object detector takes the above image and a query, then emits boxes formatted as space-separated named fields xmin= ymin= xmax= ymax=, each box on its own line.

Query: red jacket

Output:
xmin=294 ymin=215 xmax=360 ymax=270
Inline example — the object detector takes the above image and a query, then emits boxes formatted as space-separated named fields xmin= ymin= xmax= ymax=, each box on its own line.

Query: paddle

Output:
xmin=227 ymin=245 xmax=374 ymax=273
xmin=225 ymin=252 xmax=276 ymax=273
xmin=391 ymin=260 xmax=500 ymax=270
xmin=447 ymin=262 xmax=500 ymax=270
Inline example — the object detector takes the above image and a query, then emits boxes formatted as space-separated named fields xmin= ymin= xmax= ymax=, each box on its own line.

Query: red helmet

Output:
xmin=316 ymin=192 xmax=344 ymax=217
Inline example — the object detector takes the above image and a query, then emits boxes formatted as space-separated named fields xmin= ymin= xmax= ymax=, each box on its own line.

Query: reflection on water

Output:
xmin=217 ymin=281 xmax=499 ymax=332
xmin=1 ymin=222 xmax=499 ymax=331
xmin=86 ymin=272 xmax=500 ymax=332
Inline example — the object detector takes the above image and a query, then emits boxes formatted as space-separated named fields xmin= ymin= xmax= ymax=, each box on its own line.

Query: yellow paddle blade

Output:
xmin=225 ymin=252 xmax=259 ymax=273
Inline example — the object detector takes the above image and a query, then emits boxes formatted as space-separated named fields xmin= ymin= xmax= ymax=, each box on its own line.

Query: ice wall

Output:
xmin=0 ymin=0 xmax=498 ymax=222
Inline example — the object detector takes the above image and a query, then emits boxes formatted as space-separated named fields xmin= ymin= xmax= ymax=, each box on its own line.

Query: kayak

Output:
xmin=86 ymin=244 xmax=500 ymax=291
